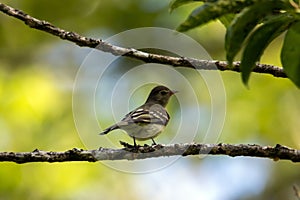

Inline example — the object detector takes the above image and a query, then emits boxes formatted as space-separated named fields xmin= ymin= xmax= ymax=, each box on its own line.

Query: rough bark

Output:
xmin=0 ymin=143 xmax=299 ymax=164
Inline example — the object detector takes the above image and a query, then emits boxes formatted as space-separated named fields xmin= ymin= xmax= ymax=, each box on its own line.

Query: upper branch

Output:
xmin=0 ymin=3 xmax=286 ymax=78
xmin=0 ymin=143 xmax=299 ymax=164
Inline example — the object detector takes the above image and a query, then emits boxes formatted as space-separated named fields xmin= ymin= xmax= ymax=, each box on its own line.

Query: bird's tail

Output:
xmin=99 ymin=124 xmax=119 ymax=135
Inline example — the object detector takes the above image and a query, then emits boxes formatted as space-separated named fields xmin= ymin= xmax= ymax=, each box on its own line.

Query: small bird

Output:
xmin=99 ymin=85 xmax=177 ymax=147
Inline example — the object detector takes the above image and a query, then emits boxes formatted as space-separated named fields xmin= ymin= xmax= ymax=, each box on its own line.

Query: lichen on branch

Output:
xmin=0 ymin=143 xmax=299 ymax=164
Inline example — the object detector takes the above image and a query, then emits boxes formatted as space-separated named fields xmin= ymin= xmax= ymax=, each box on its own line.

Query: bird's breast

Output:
xmin=120 ymin=123 xmax=165 ymax=140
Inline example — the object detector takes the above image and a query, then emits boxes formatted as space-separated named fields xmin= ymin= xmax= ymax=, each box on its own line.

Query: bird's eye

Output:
xmin=160 ymin=90 xmax=168 ymax=95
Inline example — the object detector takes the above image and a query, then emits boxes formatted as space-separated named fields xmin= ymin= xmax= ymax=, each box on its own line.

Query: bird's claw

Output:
xmin=119 ymin=141 xmax=162 ymax=153
xmin=120 ymin=141 xmax=140 ymax=149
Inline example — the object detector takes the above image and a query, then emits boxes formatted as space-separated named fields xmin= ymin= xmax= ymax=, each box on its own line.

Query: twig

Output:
xmin=0 ymin=143 xmax=299 ymax=164
xmin=0 ymin=3 xmax=287 ymax=78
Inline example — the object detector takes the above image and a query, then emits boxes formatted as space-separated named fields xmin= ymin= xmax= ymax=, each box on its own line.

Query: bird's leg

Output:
xmin=151 ymin=138 xmax=157 ymax=145
xmin=133 ymin=137 xmax=137 ymax=148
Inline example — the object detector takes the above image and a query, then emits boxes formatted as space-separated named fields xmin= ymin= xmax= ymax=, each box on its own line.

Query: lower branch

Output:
xmin=0 ymin=143 xmax=299 ymax=164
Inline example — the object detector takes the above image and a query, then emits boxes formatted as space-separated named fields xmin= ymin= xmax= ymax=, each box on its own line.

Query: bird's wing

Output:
xmin=123 ymin=105 xmax=169 ymax=126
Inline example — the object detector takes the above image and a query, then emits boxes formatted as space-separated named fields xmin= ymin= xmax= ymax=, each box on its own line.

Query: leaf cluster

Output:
xmin=171 ymin=0 xmax=300 ymax=87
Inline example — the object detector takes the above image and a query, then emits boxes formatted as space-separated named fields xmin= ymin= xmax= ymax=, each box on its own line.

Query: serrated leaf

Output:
xmin=177 ymin=0 xmax=255 ymax=32
xmin=281 ymin=21 xmax=300 ymax=88
xmin=241 ymin=14 xmax=295 ymax=86
xmin=169 ymin=0 xmax=202 ymax=12
xmin=225 ymin=1 xmax=287 ymax=65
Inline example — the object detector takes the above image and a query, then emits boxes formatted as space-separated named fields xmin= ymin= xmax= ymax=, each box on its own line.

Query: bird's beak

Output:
xmin=171 ymin=90 xmax=178 ymax=95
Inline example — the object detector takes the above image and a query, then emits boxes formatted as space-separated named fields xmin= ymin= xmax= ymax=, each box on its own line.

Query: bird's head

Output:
xmin=145 ymin=85 xmax=177 ymax=107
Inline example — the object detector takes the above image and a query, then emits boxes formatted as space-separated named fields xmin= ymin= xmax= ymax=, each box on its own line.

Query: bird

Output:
xmin=99 ymin=85 xmax=177 ymax=147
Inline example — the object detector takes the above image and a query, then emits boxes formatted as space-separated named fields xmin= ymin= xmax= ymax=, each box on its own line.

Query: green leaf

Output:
xmin=219 ymin=14 xmax=235 ymax=28
xmin=225 ymin=1 xmax=288 ymax=65
xmin=169 ymin=0 xmax=219 ymax=12
xmin=176 ymin=0 xmax=255 ymax=32
xmin=241 ymin=13 xmax=295 ymax=86
xmin=281 ymin=21 xmax=300 ymax=88
xmin=169 ymin=0 xmax=202 ymax=12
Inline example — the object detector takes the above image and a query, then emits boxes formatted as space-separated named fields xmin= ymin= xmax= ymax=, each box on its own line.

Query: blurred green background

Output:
xmin=0 ymin=1 xmax=299 ymax=199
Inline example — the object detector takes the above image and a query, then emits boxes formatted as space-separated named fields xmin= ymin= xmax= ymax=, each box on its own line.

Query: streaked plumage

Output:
xmin=99 ymin=85 xmax=176 ymax=146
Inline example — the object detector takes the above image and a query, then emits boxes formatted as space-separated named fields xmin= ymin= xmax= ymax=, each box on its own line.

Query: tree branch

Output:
xmin=0 ymin=143 xmax=299 ymax=164
xmin=0 ymin=3 xmax=287 ymax=78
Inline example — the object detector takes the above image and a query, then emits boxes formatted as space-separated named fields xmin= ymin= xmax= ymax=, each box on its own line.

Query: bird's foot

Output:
xmin=120 ymin=141 xmax=141 ymax=152
xmin=119 ymin=141 xmax=162 ymax=153
xmin=152 ymin=143 xmax=163 ymax=149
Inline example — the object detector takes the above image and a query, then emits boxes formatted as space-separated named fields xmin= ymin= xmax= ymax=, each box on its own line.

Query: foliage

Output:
xmin=171 ymin=0 xmax=300 ymax=87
